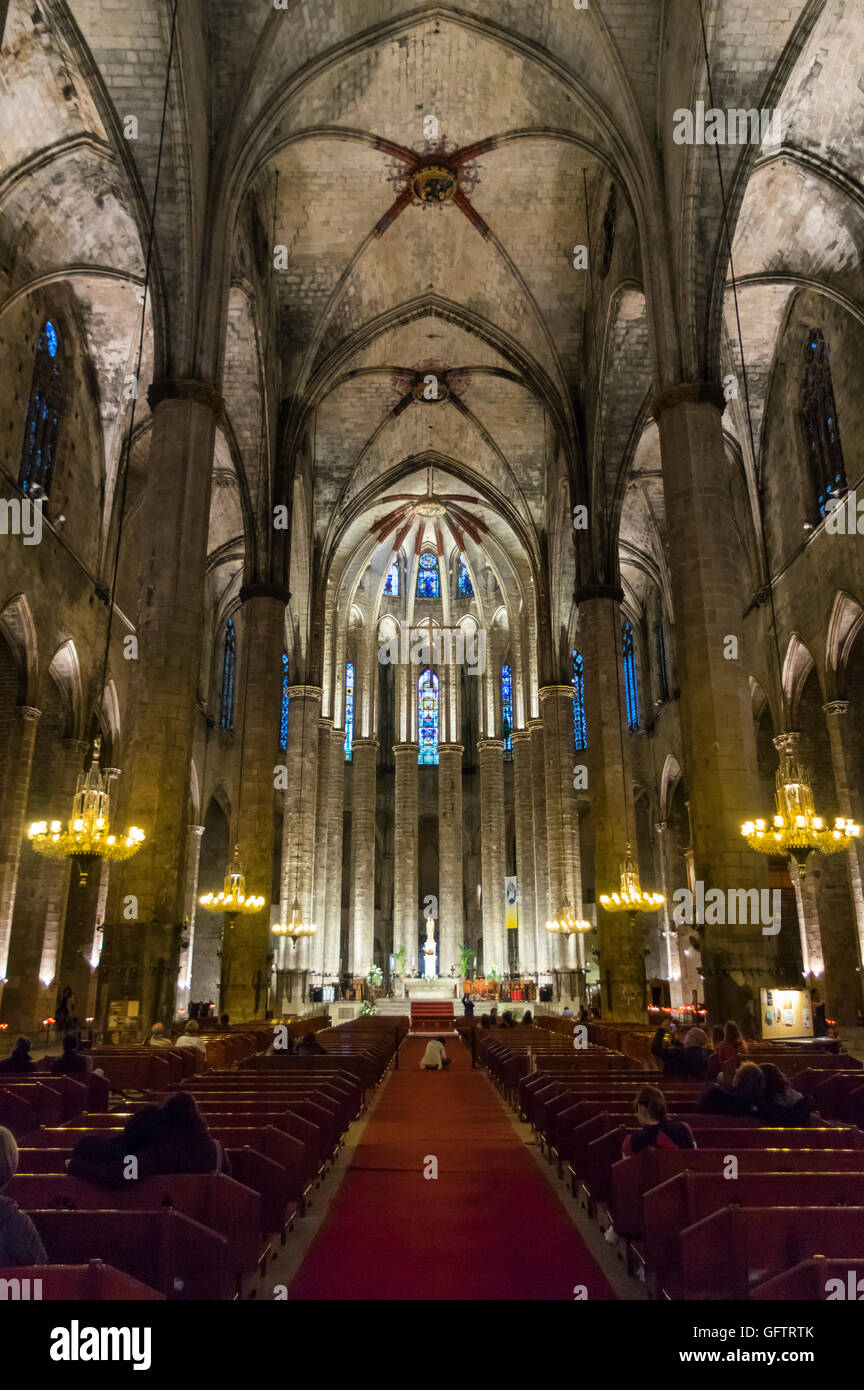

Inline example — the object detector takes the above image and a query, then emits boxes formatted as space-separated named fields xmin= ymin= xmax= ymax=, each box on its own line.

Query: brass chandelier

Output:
xmin=28 ymin=736 xmax=145 ymax=886
xmin=546 ymin=895 xmax=591 ymax=936
xmin=199 ymin=844 xmax=265 ymax=919
xmin=742 ymin=745 xmax=859 ymax=874
xmin=272 ymin=897 xmax=317 ymax=948
xmin=600 ymin=842 xmax=665 ymax=920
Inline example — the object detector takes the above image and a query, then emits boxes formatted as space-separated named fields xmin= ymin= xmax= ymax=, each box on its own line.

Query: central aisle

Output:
xmin=288 ymin=1035 xmax=615 ymax=1300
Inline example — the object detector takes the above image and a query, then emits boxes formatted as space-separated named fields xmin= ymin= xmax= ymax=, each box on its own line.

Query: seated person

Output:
xmin=218 ymin=1013 xmax=230 ymax=1030
xmin=758 ymin=1063 xmax=810 ymax=1126
xmin=499 ymin=1010 xmax=516 ymax=1029
xmin=521 ymin=1010 xmax=533 ymax=1025
xmin=0 ymin=1037 xmax=36 ymax=1074
xmin=480 ymin=1013 xmax=494 ymax=1029
xmin=621 ymin=1085 xmax=696 ymax=1155
xmin=175 ymin=1019 xmax=207 ymax=1053
xmin=420 ymin=1037 xmax=452 ymax=1070
xmin=68 ymin=1094 xmax=230 ymax=1186
xmin=144 ymin=1022 xmax=174 ymax=1048
xmin=706 ymin=1020 xmax=748 ymax=1082
xmin=651 ymin=1025 xmax=709 ymax=1080
xmin=49 ymin=1034 xmax=88 ymax=1075
xmin=697 ymin=1060 xmax=765 ymax=1116
xmin=295 ymin=1031 xmax=326 ymax=1056
xmin=0 ymin=1126 xmax=47 ymax=1266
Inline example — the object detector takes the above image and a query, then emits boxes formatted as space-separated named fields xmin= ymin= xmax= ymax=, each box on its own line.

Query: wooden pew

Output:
xmin=751 ymin=1257 xmax=864 ymax=1300
xmin=681 ymin=1205 xmax=864 ymax=1299
xmin=0 ymin=1260 xmax=164 ymax=1300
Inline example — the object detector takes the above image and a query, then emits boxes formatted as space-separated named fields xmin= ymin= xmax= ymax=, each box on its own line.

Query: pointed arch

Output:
xmin=825 ymin=590 xmax=864 ymax=701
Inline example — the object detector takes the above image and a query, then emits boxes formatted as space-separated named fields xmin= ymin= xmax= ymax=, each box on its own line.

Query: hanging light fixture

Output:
xmin=199 ymin=844 xmax=265 ymax=918
xmin=272 ymin=901 xmax=317 ymax=947
xmin=742 ymin=744 xmax=858 ymax=875
xmin=600 ymin=842 xmax=665 ymax=919
xmin=28 ymin=737 xmax=144 ymax=886
xmin=546 ymin=895 xmax=591 ymax=936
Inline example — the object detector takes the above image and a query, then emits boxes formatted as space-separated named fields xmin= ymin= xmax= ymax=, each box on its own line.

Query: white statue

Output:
xmin=423 ymin=917 xmax=437 ymax=979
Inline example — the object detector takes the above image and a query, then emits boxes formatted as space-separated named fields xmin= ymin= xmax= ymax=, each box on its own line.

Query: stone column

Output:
xmin=438 ymin=742 xmax=464 ymax=977
xmin=578 ymin=592 xmax=646 ymax=1022
xmin=392 ymin=742 xmax=419 ymax=970
xmin=349 ymin=737 xmax=378 ymax=975
xmin=539 ymin=687 xmax=583 ymax=976
xmin=177 ymin=824 xmax=205 ymax=1016
xmin=823 ymin=701 xmax=864 ymax=1020
xmin=323 ymin=726 xmax=346 ymax=979
xmin=654 ymin=383 xmax=773 ymax=1031
xmin=310 ymin=717 xmax=333 ymax=982
xmin=222 ymin=589 xmax=286 ymax=1021
xmin=512 ymin=730 xmax=537 ymax=977
xmin=279 ymin=685 xmax=321 ymax=980
xmin=529 ymin=717 xmax=551 ymax=974
xmin=477 ymin=738 xmax=505 ymax=975
xmin=655 ymin=821 xmax=685 ymax=1008
xmin=109 ymin=381 xmax=221 ymax=941
xmin=0 ymin=706 xmax=40 ymax=1010
xmin=2 ymin=737 xmax=85 ymax=1033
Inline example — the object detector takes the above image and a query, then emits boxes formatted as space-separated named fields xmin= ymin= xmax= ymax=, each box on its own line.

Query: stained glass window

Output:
xmin=418 ymin=667 xmax=439 ymax=765
xmin=220 ymin=619 xmax=236 ymax=729
xmin=19 ymin=319 xmax=63 ymax=498
xmin=416 ymin=551 xmax=440 ymax=598
xmin=801 ymin=329 xmax=845 ymax=518
xmin=501 ymin=663 xmax=513 ymax=751
xmin=457 ymin=557 xmax=473 ymax=596
xmin=622 ymin=621 xmax=639 ymax=731
xmin=344 ymin=661 xmax=355 ymax=762
xmin=656 ymin=621 xmax=669 ymax=704
xmin=572 ymin=650 xmax=587 ymax=751
xmin=384 ymin=561 xmax=399 ymax=596
xmin=280 ymin=653 xmax=289 ymax=752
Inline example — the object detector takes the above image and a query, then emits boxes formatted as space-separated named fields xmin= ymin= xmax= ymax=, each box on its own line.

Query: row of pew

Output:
xmin=483 ymin=1023 xmax=864 ymax=1300
xmin=0 ymin=1015 xmax=401 ymax=1300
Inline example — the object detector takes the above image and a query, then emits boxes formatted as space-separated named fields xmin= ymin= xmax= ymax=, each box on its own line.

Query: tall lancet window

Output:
xmin=219 ymin=618 xmax=236 ymax=729
xmin=418 ymin=668 xmax=439 ymax=765
xmin=572 ymin=650 xmax=587 ymax=751
xmin=622 ymin=620 xmax=640 ymax=731
xmin=457 ymin=556 xmax=473 ymax=596
xmin=19 ymin=319 xmax=63 ymax=497
xmin=416 ymin=551 xmax=440 ymax=598
xmin=344 ymin=661 xmax=355 ymax=762
xmin=501 ymin=663 xmax=513 ymax=751
xmin=656 ymin=620 xmax=670 ymax=704
xmin=280 ymin=653 xmax=290 ymax=752
xmin=801 ymin=329 xmax=845 ymax=517
xmin=384 ymin=561 xmax=399 ymax=596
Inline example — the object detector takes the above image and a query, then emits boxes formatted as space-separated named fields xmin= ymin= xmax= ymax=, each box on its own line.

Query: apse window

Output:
xmin=344 ymin=661 xmax=355 ymax=762
xmin=457 ymin=556 xmax=473 ymax=596
xmin=280 ymin=653 xmax=289 ymax=752
xmin=418 ymin=667 xmax=439 ymax=765
xmin=416 ymin=551 xmax=440 ymax=598
xmin=384 ymin=561 xmax=400 ymax=596
xmin=19 ymin=318 xmax=63 ymax=498
xmin=572 ymin=650 xmax=587 ymax=751
xmin=220 ymin=618 xmax=236 ymax=730
xmin=622 ymin=621 xmax=640 ymax=731
xmin=501 ymin=663 xmax=513 ymax=752
xmin=801 ymin=329 xmax=846 ymax=519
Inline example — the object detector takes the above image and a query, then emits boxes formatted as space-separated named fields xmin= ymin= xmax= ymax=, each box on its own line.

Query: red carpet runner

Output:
xmin=289 ymin=1036 xmax=615 ymax=1300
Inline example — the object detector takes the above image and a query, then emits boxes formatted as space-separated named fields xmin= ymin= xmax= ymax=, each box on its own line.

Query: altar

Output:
xmin=402 ymin=977 xmax=458 ymax=1001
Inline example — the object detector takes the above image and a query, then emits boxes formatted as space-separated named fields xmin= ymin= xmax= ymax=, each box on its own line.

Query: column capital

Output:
xmin=393 ymin=741 xmax=420 ymax=755
xmin=527 ymin=717 xmax=544 ymax=731
xmin=824 ymin=700 xmax=850 ymax=717
xmin=477 ymin=737 xmax=504 ymax=754
xmin=573 ymin=583 xmax=624 ymax=605
xmin=286 ymin=685 xmax=322 ymax=702
xmin=17 ymin=705 xmax=40 ymax=723
xmin=438 ymin=742 xmax=464 ymax=755
xmin=147 ymin=378 xmax=225 ymax=414
xmin=187 ymin=824 xmax=206 ymax=839
xmin=539 ymin=684 xmax=576 ymax=702
xmin=651 ymin=381 xmax=726 ymax=420
xmin=655 ymin=820 xmax=670 ymax=834
xmin=353 ymin=737 xmax=379 ymax=751
xmin=63 ymin=738 xmax=89 ymax=757
xmin=510 ymin=729 xmax=532 ymax=746
xmin=239 ymin=582 xmax=291 ymax=605
xmin=772 ymin=730 xmax=801 ymax=752
xmin=318 ymin=716 xmax=334 ymax=733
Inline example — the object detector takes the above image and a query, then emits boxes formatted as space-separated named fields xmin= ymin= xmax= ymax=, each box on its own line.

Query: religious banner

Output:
xmin=504 ymin=876 xmax=518 ymax=930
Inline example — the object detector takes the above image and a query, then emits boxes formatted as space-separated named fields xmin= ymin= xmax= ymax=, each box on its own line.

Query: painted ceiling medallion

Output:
xmin=411 ymin=165 xmax=458 ymax=204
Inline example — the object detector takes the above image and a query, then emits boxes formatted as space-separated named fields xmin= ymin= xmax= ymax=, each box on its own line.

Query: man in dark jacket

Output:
xmin=0 ymin=1037 xmax=36 ymax=1074
xmin=651 ymin=1025 xmax=709 ymax=1079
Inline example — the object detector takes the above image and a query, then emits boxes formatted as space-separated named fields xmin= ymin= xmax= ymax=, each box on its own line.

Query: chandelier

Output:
xmin=28 ymin=737 xmax=145 ymax=885
xmin=546 ymin=896 xmax=591 ymax=935
xmin=272 ymin=897 xmax=317 ymax=947
xmin=600 ymin=843 xmax=664 ymax=918
xmin=741 ymin=746 xmax=859 ymax=873
xmin=199 ymin=844 xmax=266 ymax=919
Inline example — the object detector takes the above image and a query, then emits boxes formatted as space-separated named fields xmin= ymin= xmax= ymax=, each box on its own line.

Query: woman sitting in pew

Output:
xmin=296 ymin=1032 xmax=326 ymax=1056
xmin=0 ymin=1126 xmax=47 ymax=1266
xmin=706 ymin=1020 xmax=748 ymax=1082
xmin=67 ymin=1094 xmax=231 ymax=1187
xmin=696 ymin=1059 xmax=766 ymax=1116
xmin=757 ymin=1063 xmax=810 ymax=1126
xmin=0 ymin=1037 xmax=36 ymax=1074
xmin=621 ymin=1086 xmax=696 ymax=1156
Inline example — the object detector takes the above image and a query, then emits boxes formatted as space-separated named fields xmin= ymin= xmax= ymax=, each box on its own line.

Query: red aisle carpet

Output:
xmin=288 ymin=1037 xmax=615 ymax=1301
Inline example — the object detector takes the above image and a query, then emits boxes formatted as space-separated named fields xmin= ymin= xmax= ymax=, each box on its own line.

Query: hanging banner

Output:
xmin=504 ymin=876 xmax=518 ymax=930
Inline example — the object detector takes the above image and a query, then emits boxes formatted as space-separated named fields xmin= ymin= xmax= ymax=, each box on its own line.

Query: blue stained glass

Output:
xmin=344 ymin=661 xmax=355 ymax=762
xmin=19 ymin=320 xmax=62 ymax=497
xmin=622 ymin=621 xmax=640 ymax=731
xmin=280 ymin=653 xmax=289 ymax=752
xmin=501 ymin=663 xmax=513 ymax=750
xmin=572 ymin=650 xmax=587 ymax=751
xmin=384 ymin=562 xmax=399 ymax=596
xmin=418 ymin=668 xmax=439 ymax=765
xmin=457 ymin=557 xmax=473 ymax=596
xmin=220 ymin=619 xmax=236 ymax=729
xmin=416 ymin=552 xmax=440 ymax=598
xmin=45 ymin=321 xmax=58 ymax=357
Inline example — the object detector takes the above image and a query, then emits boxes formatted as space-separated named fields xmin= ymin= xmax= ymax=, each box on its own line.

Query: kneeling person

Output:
xmin=420 ymin=1037 xmax=452 ymax=1070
